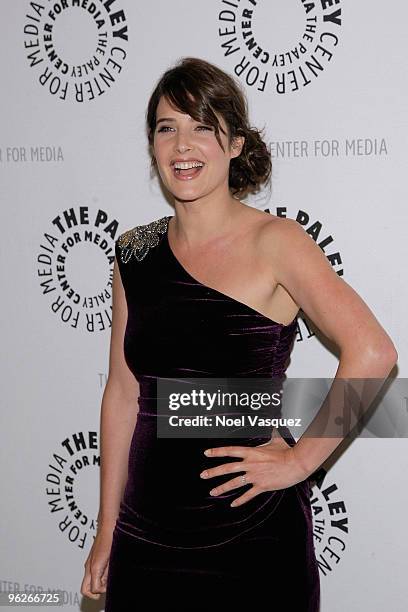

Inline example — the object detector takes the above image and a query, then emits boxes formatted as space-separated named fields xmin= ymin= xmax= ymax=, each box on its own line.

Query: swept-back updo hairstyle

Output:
xmin=146 ymin=56 xmax=272 ymax=198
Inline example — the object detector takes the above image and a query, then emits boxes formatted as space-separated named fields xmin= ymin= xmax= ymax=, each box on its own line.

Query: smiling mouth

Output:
xmin=172 ymin=163 xmax=205 ymax=181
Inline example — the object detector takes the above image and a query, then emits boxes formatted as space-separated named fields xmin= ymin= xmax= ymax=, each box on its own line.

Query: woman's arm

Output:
xmin=97 ymin=254 xmax=140 ymax=533
xmin=262 ymin=218 xmax=398 ymax=476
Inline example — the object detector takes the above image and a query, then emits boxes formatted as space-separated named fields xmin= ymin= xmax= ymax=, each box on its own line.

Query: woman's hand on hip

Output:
xmin=200 ymin=434 xmax=309 ymax=507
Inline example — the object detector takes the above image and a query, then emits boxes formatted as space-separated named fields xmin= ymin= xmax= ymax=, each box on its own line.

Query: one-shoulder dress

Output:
xmin=104 ymin=215 xmax=320 ymax=611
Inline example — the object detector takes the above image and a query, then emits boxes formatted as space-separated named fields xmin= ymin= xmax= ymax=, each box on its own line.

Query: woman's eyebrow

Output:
xmin=156 ymin=116 xmax=194 ymax=125
xmin=156 ymin=117 xmax=174 ymax=125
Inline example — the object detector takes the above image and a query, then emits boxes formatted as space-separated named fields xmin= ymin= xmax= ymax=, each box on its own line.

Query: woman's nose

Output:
xmin=174 ymin=131 xmax=192 ymax=153
xmin=176 ymin=143 xmax=191 ymax=153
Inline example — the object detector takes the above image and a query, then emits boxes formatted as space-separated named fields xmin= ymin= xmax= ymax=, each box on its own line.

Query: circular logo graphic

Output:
xmin=218 ymin=0 xmax=342 ymax=94
xmin=45 ymin=431 xmax=100 ymax=548
xmin=37 ymin=206 xmax=120 ymax=333
xmin=310 ymin=468 xmax=350 ymax=575
xmin=24 ymin=1 xmax=128 ymax=102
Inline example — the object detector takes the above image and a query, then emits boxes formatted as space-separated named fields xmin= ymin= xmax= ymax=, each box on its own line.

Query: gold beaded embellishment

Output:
xmin=117 ymin=215 xmax=171 ymax=263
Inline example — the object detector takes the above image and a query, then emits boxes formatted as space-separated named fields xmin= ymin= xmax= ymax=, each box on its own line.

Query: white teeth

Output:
xmin=173 ymin=161 xmax=204 ymax=170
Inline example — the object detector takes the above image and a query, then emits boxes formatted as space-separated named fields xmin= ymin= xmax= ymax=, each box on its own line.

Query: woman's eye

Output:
xmin=157 ymin=125 xmax=213 ymax=133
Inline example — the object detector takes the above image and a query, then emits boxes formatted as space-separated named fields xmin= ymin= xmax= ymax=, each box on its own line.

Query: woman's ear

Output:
xmin=230 ymin=135 xmax=245 ymax=159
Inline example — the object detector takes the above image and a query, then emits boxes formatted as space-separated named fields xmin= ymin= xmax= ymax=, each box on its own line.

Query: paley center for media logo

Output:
xmin=218 ymin=0 xmax=342 ymax=94
xmin=309 ymin=468 xmax=350 ymax=576
xmin=24 ymin=0 xmax=128 ymax=102
xmin=45 ymin=431 xmax=100 ymax=548
xmin=36 ymin=206 xmax=119 ymax=333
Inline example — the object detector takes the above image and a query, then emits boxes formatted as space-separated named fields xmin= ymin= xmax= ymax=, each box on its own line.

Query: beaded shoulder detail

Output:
xmin=116 ymin=215 xmax=171 ymax=263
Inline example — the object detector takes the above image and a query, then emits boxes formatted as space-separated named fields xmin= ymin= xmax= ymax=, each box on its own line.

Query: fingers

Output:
xmin=200 ymin=460 xmax=247 ymax=480
xmin=230 ymin=487 xmax=262 ymax=508
xmin=81 ymin=571 xmax=101 ymax=600
xmin=80 ymin=562 xmax=108 ymax=600
xmin=209 ymin=474 xmax=263 ymax=508
xmin=91 ymin=564 xmax=108 ymax=596
xmin=209 ymin=474 xmax=253 ymax=497
xmin=201 ymin=443 xmax=288 ymax=508
xmin=204 ymin=446 xmax=247 ymax=458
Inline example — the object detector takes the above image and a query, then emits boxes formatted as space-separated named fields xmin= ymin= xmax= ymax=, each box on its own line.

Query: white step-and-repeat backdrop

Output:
xmin=1 ymin=1 xmax=407 ymax=610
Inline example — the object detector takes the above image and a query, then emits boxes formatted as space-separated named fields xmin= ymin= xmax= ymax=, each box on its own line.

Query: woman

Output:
xmin=81 ymin=57 xmax=397 ymax=610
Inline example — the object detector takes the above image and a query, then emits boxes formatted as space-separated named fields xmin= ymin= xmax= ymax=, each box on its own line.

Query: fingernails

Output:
xmin=200 ymin=471 xmax=208 ymax=478
xmin=204 ymin=449 xmax=211 ymax=456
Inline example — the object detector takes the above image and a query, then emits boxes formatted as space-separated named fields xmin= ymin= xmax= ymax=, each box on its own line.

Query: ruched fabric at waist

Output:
xmin=115 ymin=374 xmax=299 ymax=548
xmin=135 ymin=374 xmax=287 ymax=416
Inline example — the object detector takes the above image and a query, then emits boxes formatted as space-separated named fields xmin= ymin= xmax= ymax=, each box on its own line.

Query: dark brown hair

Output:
xmin=146 ymin=57 xmax=272 ymax=198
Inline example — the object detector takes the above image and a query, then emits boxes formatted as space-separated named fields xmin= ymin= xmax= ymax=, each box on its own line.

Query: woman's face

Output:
xmin=152 ymin=95 xmax=243 ymax=203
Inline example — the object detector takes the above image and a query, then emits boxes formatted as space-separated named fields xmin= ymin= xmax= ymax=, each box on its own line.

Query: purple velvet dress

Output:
xmin=104 ymin=215 xmax=320 ymax=611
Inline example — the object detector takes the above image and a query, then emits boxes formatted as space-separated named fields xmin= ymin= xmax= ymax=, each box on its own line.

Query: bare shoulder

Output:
xmin=238 ymin=208 xmax=307 ymax=267
xmin=256 ymin=215 xmax=317 ymax=263
xmin=257 ymin=215 xmax=397 ymax=357
xmin=257 ymin=214 xmax=306 ymax=242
